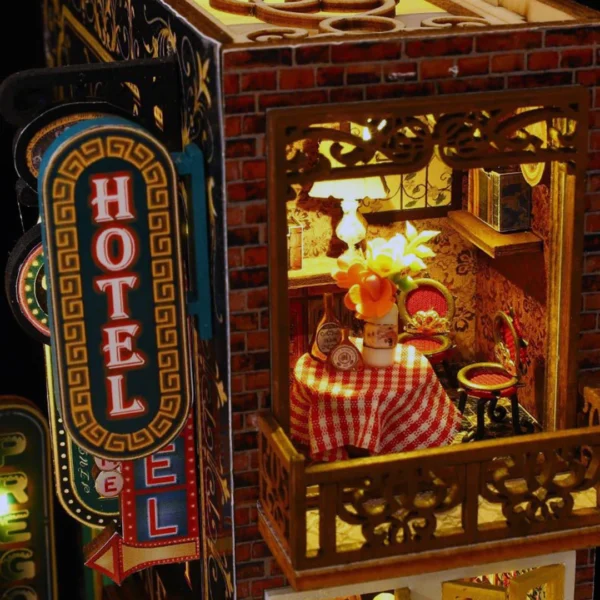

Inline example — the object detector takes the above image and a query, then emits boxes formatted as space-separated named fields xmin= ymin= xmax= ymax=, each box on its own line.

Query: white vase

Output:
xmin=362 ymin=304 xmax=398 ymax=368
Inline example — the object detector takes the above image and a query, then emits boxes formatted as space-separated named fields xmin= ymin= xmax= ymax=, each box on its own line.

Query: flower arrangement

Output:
xmin=332 ymin=222 xmax=440 ymax=320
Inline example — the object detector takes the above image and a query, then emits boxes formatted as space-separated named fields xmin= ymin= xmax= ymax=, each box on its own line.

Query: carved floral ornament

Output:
xmin=331 ymin=444 xmax=600 ymax=550
xmin=283 ymin=104 xmax=581 ymax=193
xmin=210 ymin=0 xmax=491 ymax=39
xmin=405 ymin=310 xmax=450 ymax=336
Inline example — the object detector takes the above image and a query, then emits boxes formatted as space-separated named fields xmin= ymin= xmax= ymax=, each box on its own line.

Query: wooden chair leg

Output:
xmin=475 ymin=398 xmax=487 ymax=440
xmin=510 ymin=393 xmax=534 ymax=435
xmin=457 ymin=388 xmax=467 ymax=414
xmin=488 ymin=394 xmax=508 ymax=423
xmin=510 ymin=394 xmax=524 ymax=435
xmin=442 ymin=360 xmax=454 ymax=387
xmin=463 ymin=396 xmax=486 ymax=443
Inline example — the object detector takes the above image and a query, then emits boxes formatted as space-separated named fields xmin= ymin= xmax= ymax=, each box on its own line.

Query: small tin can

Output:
xmin=471 ymin=167 xmax=532 ymax=232
xmin=287 ymin=214 xmax=303 ymax=270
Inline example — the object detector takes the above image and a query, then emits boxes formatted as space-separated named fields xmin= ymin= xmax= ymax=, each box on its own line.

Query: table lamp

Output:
xmin=310 ymin=175 xmax=386 ymax=258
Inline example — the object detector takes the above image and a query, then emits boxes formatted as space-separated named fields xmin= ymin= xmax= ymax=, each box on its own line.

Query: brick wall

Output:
xmin=222 ymin=25 xmax=600 ymax=599
xmin=576 ymin=548 xmax=596 ymax=600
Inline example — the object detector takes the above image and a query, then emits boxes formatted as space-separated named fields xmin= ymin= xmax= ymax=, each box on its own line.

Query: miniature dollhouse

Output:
xmin=26 ymin=0 xmax=600 ymax=598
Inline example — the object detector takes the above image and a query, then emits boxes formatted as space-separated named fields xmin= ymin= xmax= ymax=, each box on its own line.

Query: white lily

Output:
xmin=405 ymin=220 xmax=440 ymax=258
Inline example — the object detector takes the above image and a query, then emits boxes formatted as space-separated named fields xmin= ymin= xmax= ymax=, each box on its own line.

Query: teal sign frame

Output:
xmin=39 ymin=117 xmax=191 ymax=460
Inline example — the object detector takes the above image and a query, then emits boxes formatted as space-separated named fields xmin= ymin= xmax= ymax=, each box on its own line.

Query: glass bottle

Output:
xmin=310 ymin=293 xmax=342 ymax=362
xmin=328 ymin=328 xmax=363 ymax=371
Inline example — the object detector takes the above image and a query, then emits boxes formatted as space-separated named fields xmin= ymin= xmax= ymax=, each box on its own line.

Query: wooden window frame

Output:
xmin=267 ymin=86 xmax=588 ymax=433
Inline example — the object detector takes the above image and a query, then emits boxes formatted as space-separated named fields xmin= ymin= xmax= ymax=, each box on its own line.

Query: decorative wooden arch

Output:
xmin=281 ymin=91 xmax=583 ymax=183
xmin=267 ymin=86 xmax=589 ymax=432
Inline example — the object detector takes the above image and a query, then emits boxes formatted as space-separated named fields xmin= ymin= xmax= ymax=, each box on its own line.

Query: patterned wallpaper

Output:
xmin=474 ymin=182 xmax=550 ymax=423
xmin=288 ymin=194 xmax=347 ymax=259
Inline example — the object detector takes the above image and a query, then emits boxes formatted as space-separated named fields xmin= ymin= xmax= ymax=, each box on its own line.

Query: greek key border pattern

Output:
xmin=143 ymin=155 xmax=184 ymax=439
xmin=49 ymin=132 xmax=185 ymax=456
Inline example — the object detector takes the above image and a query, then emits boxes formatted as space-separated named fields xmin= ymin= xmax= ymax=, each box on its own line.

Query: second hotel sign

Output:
xmin=39 ymin=117 xmax=191 ymax=460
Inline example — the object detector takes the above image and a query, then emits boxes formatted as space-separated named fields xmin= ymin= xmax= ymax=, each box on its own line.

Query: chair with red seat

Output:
xmin=457 ymin=308 xmax=533 ymax=441
xmin=398 ymin=278 xmax=455 ymax=381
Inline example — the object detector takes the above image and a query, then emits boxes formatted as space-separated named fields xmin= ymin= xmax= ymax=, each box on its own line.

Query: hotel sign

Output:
xmin=39 ymin=117 xmax=191 ymax=460
xmin=0 ymin=396 xmax=57 ymax=599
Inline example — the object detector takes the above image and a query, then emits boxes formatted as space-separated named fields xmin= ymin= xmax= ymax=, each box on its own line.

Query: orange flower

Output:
xmin=333 ymin=253 xmax=396 ymax=318
xmin=332 ymin=255 xmax=367 ymax=289
xmin=345 ymin=273 xmax=396 ymax=319
xmin=331 ymin=223 xmax=440 ymax=320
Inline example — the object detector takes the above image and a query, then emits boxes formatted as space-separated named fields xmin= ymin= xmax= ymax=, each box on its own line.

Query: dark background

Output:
xmin=1 ymin=0 xmax=599 ymax=598
xmin=0 ymin=1 xmax=87 ymax=597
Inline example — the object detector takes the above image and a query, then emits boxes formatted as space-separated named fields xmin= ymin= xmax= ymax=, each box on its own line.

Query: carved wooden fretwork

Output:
xmin=311 ymin=443 xmax=600 ymax=567
xmin=479 ymin=447 xmax=600 ymax=533
xmin=443 ymin=564 xmax=565 ymax=600
xmin=580 ymin=374 xmax=600 ymax=427
xmin=421 ymin=16 xmax=489 ymax=29
xmin=282 ymin=103 xmax=582 ymax=193
xmin=210 ymin=0 xmax=491 ymax=38
xmin=259 ymin=429 xmax=292 ymax=555
xmin=259 ymin=411 xmax=600 ymax=572
xmin=335 ymin=466 xmax=465 ymax=549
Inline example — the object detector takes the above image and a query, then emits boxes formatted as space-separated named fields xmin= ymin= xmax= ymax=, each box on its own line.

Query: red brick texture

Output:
xmin=576 ymin=548 xmax=596 ymax=600
xmin=221 ymin=25 xmax=600 ymax=599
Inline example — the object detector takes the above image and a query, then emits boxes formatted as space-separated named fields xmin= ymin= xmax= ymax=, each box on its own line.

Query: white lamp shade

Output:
xmin=310 ymin=176 xmax=387 ymax=202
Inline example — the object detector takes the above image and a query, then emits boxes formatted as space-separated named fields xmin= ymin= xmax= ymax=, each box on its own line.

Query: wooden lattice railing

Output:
xmin=258 ymin=413 xmax=306 ymax=561
xmin=258 ymin=414 xmax=600 ymax=573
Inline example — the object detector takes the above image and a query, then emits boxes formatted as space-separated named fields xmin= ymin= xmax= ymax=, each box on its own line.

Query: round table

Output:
xmin=290 ymin=342 xmax=461 ymax=462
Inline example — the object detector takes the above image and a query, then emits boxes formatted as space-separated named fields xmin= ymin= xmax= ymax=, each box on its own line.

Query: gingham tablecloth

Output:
xmin=290 ymin=342 xmax=461 ymax=462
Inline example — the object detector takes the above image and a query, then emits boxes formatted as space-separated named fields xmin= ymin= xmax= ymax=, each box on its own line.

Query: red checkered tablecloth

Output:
xmin=290 ymin=342 xmax=461 ymax=462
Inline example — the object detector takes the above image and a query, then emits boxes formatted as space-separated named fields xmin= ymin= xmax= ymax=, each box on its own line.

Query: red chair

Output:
xmin=457 ymin=309 xmax=532 ymax=441
xmin=398 ymin=278 xmax=455 ymax=381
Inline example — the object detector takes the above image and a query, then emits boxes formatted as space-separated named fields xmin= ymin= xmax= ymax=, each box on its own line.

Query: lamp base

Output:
xmin=338 ymin=246 xmax=363 ymax=263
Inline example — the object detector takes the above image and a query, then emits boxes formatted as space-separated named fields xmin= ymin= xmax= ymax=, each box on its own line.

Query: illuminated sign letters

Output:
xmin=0 ymin=397 xmax=57 ymax=599
xmin=85 ymin=416 xmax=199 ymax=584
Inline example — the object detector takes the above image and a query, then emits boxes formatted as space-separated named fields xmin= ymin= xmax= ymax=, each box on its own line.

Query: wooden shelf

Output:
xmin=447 ymin=210 xmax=543 ymax=259
xmin=288 ymin=256 xmax=337 ymax=289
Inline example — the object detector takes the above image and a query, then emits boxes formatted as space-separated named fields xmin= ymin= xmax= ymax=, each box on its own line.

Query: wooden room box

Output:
xmin=37 ymin=0 xmax=600 ymax=598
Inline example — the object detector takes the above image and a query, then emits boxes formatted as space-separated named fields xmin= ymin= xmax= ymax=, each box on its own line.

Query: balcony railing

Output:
xmin=258 ymin=414 xmax=600 ymax=589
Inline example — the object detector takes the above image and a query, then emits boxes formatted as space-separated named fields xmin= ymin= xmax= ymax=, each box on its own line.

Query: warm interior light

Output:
xmin=373 ymin=593 xmax=396 ymax=600
xmin=310 ymin=177 xmax=386 ymax=203
xmin=0 ymin=495 xmax=10 ymax=517
xmin=310 ymin=176 xmax=386 ymax=257
xmin=309 ymin=121 xmax=388 ymax=256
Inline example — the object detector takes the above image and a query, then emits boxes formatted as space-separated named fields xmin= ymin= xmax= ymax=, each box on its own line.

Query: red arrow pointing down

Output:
xmin=85 ymin=526 xmax=199 ymax=585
